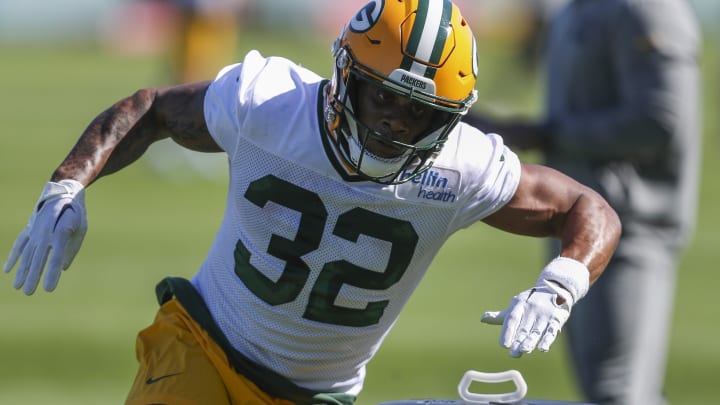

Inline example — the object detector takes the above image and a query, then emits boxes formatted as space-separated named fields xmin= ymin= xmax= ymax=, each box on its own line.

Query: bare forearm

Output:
xmin=557 ymin=191 xmax=621 ymax=284
xmin=51 ymin=89 xmax=163 ymax=186
xmin=483 ymin=164 xmax=621 ymax=284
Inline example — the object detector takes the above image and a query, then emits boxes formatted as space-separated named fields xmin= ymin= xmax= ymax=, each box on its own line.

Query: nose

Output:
xmin=380 ymin=112 xmax=411 ymax=143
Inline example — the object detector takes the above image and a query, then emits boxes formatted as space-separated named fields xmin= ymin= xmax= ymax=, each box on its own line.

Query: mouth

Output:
xmin=367 ymin=141 xmax=404 ymax=159
xmin=361 ymin=130 xmax=407 ymax=159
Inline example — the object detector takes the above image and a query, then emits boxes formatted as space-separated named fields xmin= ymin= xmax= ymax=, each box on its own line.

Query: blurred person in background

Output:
xmin=516 ymin=0 xmax=568 ymax=71
xmin=160 ymin=0 xmax=254 ymax=178
xmin=106 ymin=0 xmax=253 ymax=82
xmin=465 ymin=0 xmax=702 ymax=404
xmin=4 ymin=0 xmax=621 ymax=404
xmin=164 ymin=0 xmax=253 ymax=83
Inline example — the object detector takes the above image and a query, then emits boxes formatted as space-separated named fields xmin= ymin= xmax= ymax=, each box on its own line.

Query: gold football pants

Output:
xmin=125 ymin=299 xmax=295 ymax=405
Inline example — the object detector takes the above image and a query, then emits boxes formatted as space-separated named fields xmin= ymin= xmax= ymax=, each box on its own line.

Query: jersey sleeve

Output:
xmin=203 ymin=50 xmax=324 ymax=161
xmin=202 ymin=50 xmax=272 ymax=159
xmin=450 ymin=124 xmax=522 ymax=230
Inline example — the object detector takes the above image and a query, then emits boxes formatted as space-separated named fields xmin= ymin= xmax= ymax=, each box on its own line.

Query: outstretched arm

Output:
xmin=4 ymin=81 xmax=219 ymax=294
xmin=53 ymin=80 xmax=218 ymax=186
xmin=483 ymin=163 xmax=621 ymax=284
xmin=480 ymin=163 xmax=621 ymax=357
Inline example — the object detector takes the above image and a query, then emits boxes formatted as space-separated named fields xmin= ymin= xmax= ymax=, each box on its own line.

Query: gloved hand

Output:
xmin=4 ymin=179 xmax=87 ymax=295
xmin=481 ymin=257 xmax=590 ymax=357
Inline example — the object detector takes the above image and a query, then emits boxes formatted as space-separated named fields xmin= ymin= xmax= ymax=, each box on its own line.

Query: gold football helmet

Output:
xmin=326 ymin=0 xmax=478 ymax=184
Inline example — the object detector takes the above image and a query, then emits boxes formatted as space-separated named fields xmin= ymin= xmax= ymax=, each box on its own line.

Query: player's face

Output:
xmin=355 ymin=79 xmax=436 ymax=159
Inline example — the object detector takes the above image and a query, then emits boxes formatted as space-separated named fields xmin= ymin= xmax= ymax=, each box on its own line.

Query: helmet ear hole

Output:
xmin=336 ymin=48 xmax=351 ymax=74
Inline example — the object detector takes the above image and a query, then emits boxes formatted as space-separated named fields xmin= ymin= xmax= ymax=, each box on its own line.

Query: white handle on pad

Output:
xmin=457 ymin=370 xmax=527 ymax=404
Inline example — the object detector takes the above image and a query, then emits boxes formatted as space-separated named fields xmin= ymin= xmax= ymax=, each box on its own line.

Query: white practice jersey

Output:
xmin=194 ymin=50 xmax=521 ymax=395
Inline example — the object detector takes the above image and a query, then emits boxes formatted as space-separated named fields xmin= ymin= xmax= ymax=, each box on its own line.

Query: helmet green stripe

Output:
xmin=401 ymin=0 xmax=454 ymax=80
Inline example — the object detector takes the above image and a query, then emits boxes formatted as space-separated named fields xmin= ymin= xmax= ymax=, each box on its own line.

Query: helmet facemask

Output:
xmin=324 ymin=0 xmax=478 ymax=185
xmin=326 ymin=46 xmax=468 ymax=185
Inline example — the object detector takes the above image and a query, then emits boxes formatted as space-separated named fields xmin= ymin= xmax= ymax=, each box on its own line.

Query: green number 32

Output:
xmin=234 ymin=175 xmax=418 ymax=327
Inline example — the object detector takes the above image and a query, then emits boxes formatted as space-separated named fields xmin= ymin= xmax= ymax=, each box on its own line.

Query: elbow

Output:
xmin=130 ymin=87 xmax=160 ymax=107
xmin=598 ymin=195 xmax=622 ymax=253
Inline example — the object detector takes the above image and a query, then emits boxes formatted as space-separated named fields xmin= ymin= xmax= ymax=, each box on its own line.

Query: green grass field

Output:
xmin=1 ymin=32 xmax=718 ymax=405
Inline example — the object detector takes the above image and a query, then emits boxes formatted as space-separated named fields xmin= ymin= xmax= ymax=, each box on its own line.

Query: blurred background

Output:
xmin=1 ymin=1 xmax=718 ymax=404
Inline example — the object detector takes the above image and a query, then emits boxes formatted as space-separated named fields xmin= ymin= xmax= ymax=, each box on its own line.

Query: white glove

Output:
xmin=4 ymin=179 xmax=87 ymax=295
xmin=481 ymin=257 xmax=590 ymax=357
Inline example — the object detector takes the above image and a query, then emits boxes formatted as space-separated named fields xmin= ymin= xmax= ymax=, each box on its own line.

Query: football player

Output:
xmin=4 ymin=0 xmax=621 ymax=404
